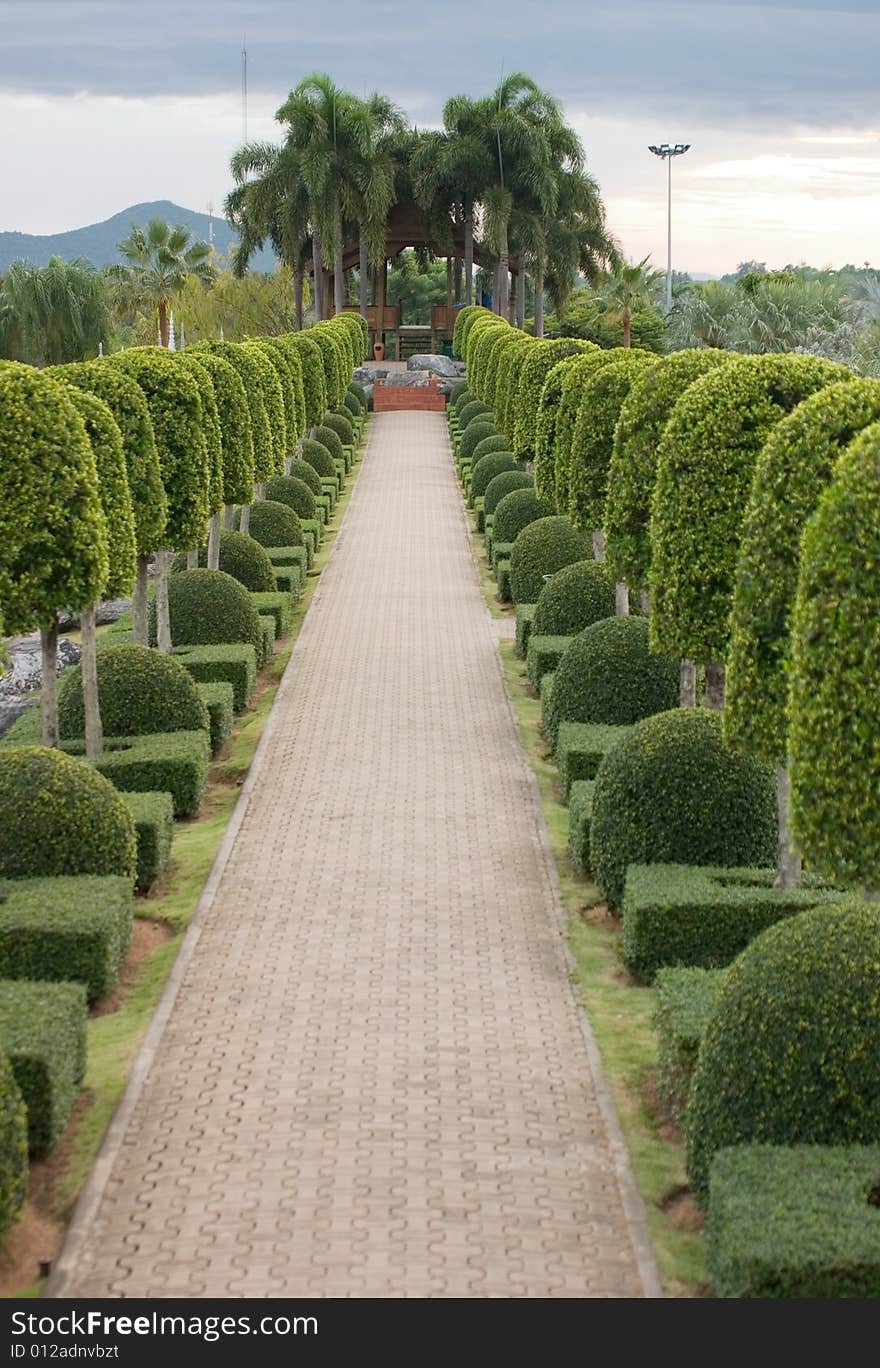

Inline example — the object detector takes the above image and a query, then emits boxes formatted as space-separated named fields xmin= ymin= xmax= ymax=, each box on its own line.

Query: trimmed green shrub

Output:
xmin=540 ymin=671 xmax=557 ymax=740
xmin=343 ymin=391 xmax=361 ymax=419
xmin=286 ymin=332 xmax=327 ymax=428
xmin=568 ymin=352 xmax=655 ymax=533
xmin=256 ymin=616 xmax=274 ymax=667
xmin=449 ymin=378 xmax=469 ymax=407
xmin=568 ymin=779 xmax=595 ymax=875
xmin=590 ymin=709 xmax=777 ymax=914
xmin=497 ymin=560 xmax=512 ymax=602
xmin=649 ymin=354 xmax=849 ymax=665
xmin=459 ymin=421 xmax=499 ymax=465
xmin=187 ymin=350 xmax=255 ymax=506
xmin=0 ymin=747 xmax=136 ymax=883
xmin=552 ymin=350 xmax=624 ymax=513
xmin=508 ymin=515 xmax=590 ymax=604
xmin=0 ymin=980 xmax=87 ymax=1157
xmin=258 ymin=339 xmax=302 ymax=446
xmin=324 ymin=409 xmax=354 ymax=445
xmin=484 ymin=470 xmax=533 ymax=518
xmin=550 ymin=617 xmax=679 ymax=742
xmin=241 ymin=341 xmax=286 ymax=477
xmin=54 ymin=360 xmax=167 ymax=557
xmin=654 ymin=967 xmax=724 ymax=1125
xmin=0 ymin=1046 xmax=27 ymax=1237
xmin=0 ymin=874 xmax=133 ymax=1001
xmin=472 ymin=433 xmax=509 ymax=463
xmin=493 ymin=490 xmax=556 ymax=551
xmin=513 ymin=338 xmax=594 ymax=461
xmin=455 ymin=303 xmax=490 ymax=358
xmin=514 ymin=603 xmax=536 ymax=658
xmin=533 ymin=560 xmax=615 ymax=637
xmin=58 ymin=642 xmax=209 ymax=741
xmin=477 ymin=325 xmax=516 ymax=405
xmin=458 ymin=400 xmax=493 ymax=430
xmin=251 ymin=592 xmax=291 ymax=639
xmin=454 ymin=386 xmax=475 ymax=415
xmin=534 ymin=354 xmax=595 ymax=505
xmin=621 ymin=863 xmax=842 ymax=983
xmin=64 ymin=388 xmax=136 ymax=597
xmin=605 ymin=349 xmax=730 ymax=591
xmin=492 ymin=543 xmax=514 ymax=574
xmin=687 ymin=902 xmax=880 ymax=1204
xmin=288 ymin=458 xmax=323 ymax=497
xmin=236 ymin=500 xmax=303 ymax=550
xmin=265 ymin=474 xmax=316 ymax=521
xmin=152 ymin=568 xmax=262 ymax=662
xmin=313 ymin=424 xmax=344 ymax=467
xmin=788 ymin=421 xmax=880 ymax=888
xmin=122 ymin=790 xmax=174 ymax=891
xmin=348 ymin=380 xmax=368 ymax=411
xmin=196 ymin=681 xmax=234 ymax=755
xmin=273 ymin=566 xmax=300 ymax=598
xmin=706 ymin=1144 xmax=880 ymax=1298
xmin=470 ymin=451 xmax=519 ymax=501
xmin=177 ymin=354 xmax=224 ymax=516
xmin=194 ymin=341 xmax=272 ymax=484
xmin=309 ymin=326 xmax=344 ymax=408
xmin=526 ymin=635 xmax=571 ymax=691
xmin=85 ymin=729 xmax=209 ymax=818
xmin=173 ymin=529 xmax=276 ymax=593
xmin=300 ymin=438 xmax=336 ymax=482
xmin=556 ymin=721 xmax=632 ymax=797
xmin=174 ymin=644 xmax=257 ymax=712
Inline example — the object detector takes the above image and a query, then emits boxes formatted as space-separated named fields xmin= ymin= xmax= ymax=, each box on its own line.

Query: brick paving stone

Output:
xmin=51 ymin=412 xmax=659 ymax=1299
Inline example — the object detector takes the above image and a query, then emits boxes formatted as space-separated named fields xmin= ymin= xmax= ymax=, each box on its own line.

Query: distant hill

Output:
xmin=0 ymin=200 xmax=277 ymax=274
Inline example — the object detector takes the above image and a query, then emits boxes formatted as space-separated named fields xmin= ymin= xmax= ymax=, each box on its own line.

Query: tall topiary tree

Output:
xmin=649 ymin=353 xmax=849 ymax=707
xmin=189 ymin=350 xmax=255 ymax=565
xmin=177 ymin=354 xmax=224 ymax=571
xmin=193 ymin=339 xmax=270 ymax=535
xmin=63 ymin=387 xmax=137 ymax=754
xmin=455 ymin=303 xmax=491 ymax=359
xmin=469 ymin=319 xmax=511 ymax=403
xmin=534 ymin=354 xmax=590 ymax=505
xmin=0 ymin=363 xmax=108 ymax=744
xmin=241 ymin=342 xmax=286 ymax=487
xmin=286 ymin=332 xmax=326 ymax=429
xmin=497 ymin=334 xmax=535 ymax=445
xmin=267 ymin=337 xmax=307 ymax=443
xmin=788 ymin=422 xmax=880 ymax=895
xmin=53 ymin=359 xmax=166 ymax=645
xmin=725 ymin=378 xmax=880 ymax=887
xmin=553 ymin=349 xmax=624 ymax=515
xmin=605 ymin=349 xmax=730 ymax=614
xmin=111 ymin=348 xmax=209 ymax=653
xmin=309 ymin=325 xmax=343 ymax=408
xmin=464 ymin=311 xmax=508 ymax=379
xmin=255 ymin=339 xmax=299 ymax=459
xmin=512 ymin=338 xmax=594 ymax=463
xmin=567 ymin=351 xmax=654 ymax=573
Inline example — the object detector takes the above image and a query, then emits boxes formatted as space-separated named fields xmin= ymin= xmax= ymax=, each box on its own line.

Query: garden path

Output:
xmin=52 ymin=412 xmax=659 ymax=1298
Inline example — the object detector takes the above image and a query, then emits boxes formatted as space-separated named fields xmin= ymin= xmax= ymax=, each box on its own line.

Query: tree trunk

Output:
xmin=705 ymin=660 xmax=726 ymax=710
xmin=515 ymin=268 xmax=526 ymax=329
xmin=239 ymin=504 xmax=250 ymax=535
xmin=158 ymin=298 xmax=169 ymax=349
xmin=224 ymin=505 xmax=236 ymax=529
xmin=534 ymin=265 xmax=544 ymax=338
xmin=334 ymin=207 xmax=345 ymax=317
xmin=453 ymin=255 xmax=462 ymax=305
xmin=186 ymin=549 xmax=199 ymax=570
xmin=508 ymin=275 xmax=516 ymax=325
xmin=592 ymin=529 xmax=605 ymax=561
xmin=680 ymin=659 xmax=697 ymax=708
xmin=255 ymin=481 xmax=266 ymax=500
xmin=40 ymin=619 xmax=59 ymax=748
xmin=640 ymin=588 xmax=651 ymax=616
xmin=374 ymin=256 xmax=386 ymax=355
xmin=293 ymin=267 xmax=304 ymax=331
xmin=133 ymin=553 xmax=150 ymax=646
xmin=774 ymin=764 xmax=802 ymax=890
xmin=80 ymin=603 xmax=103 ymax=756
xmin=623 ymin=308 xmax=632 ymax=348
xmin=312 ymin=233 xmax=325 ymax=322
xmin=359 ymin=233 xmax=369 ymax=319
xmin=464 ymin=206 xmax=474 ymax=306
xmin=615 ymin=581 xmax=630 ymax=616
xmin=155 ymin=550 xmax=172 ymax=655
xmin=496 ymin=222 xmax=509 ymax=318
xmin=207 ymin=511 xmax=222 ymax=571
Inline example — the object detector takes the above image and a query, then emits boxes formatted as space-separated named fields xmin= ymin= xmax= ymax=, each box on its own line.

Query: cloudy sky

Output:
xmin=2 ymin=0 xmax=878 ymax=274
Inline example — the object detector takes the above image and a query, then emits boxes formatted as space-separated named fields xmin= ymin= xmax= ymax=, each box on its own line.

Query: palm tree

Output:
xmin=0 ymin=256 xmax=112 ymax=365
xmin=226 ymin=139 xmax=312 ymax=324
xmin=411 ymin=118 xmax=494 ymax=307
xmin=542 ymin=169 xmax=619 ymax=334
xmin=596 ymin=257 xmax=664 ymax=347
xmin=107 ymin=220 xmax=215 ymax=347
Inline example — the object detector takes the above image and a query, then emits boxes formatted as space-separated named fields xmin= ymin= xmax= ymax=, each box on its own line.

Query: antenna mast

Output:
xmin=241 ymin=38 xmax=248 ymax=142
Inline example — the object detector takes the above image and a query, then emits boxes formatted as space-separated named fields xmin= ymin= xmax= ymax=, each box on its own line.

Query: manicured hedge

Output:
xmin=508 ymin=516 xmax=592 ymax=606
xmin=533 ymin=560 xmax=615 ymax=637
xmin=286 ymin=333 xmax=327 ymax=428
xmin=706 ymin=1145 xmax=880 ymax=1298
xmin=550 ymin=616 xmax=679 ymax=741
xmin=526 ymin=635 xmax=572 ymax=691
xmin=83 ymin=730 xmax=210 ymax=819
xmin=460 ymin=421 xmax=499 ymax=466
xmin=194 ymin=340 xmax=273 ymax=484
xmin=484 ymin=470 xmax=533 ymax=519
xmin=237 ymin=499 xmax=303 ymax=550
xmin=514 ymin=602 xmax=537 ymax=658
xmin=288 ymin=458 xmax=323 ymax=497
xmin=649 ymin=353 xmax=849 ymax=664
xmin=495 ymin=336 xmax=534 ymax=442
xmin=348 ymin=380 xmax=369 ymax=411
xmin=654 ymin=966 xmax=724 ymax=1124
xmin=567 ymin=780 xmax=595 ymax=875
xmin=0 ymin=747 xmax=137 ymax=884
xmin=552 ymin=350 xmax=623 ymax=514
xmin=177 ymin=354 xmax=224 ymax=519
xmin=256 ymin=616 xmax=275 ymax=667
xmin=173 ymin=529 xmax=277 ymax=593
xmin=64 ymin=387 xmax=137 ymax=598
xmin=686 ymin=903 xmax=880 ymax=1204
xmin=0 ymin=980 xmax=88 ymax=1157
xmin=0 ymin=874 xmax=133 ymax=1001
xmin=556 ymin=721 xmax=632 ymax=798
xmin=189 ymin=350 xmax=255 ymax=506
xmin=314 ymin=424 xmax=344 ymax=468
xmin=153 ymin=568 xmax=262 ymax=662
xmin=0 ymin=1047 xmax=27 ymax=1239
xmin=197 ymin=681 xmax=235 ymax=756
xmin=512 ymin=339 xmax=594 ymax=463
xmin=122 ymin=790 xmax=174 ymax=892
xmin=590 ymin=709 xmax=777 ymax=914
xmin=251 ymin=591 xmax=292 ymax=639
xmin=174 ymin=644 xmax=257 ymax=712
xmin=58 ymin=643 xmax=209 ymax=741
xmin=726 ymin=380 xmax=880 ymax=765
xmin=604 ymin=349 xmax=730 ymax=592
xmin=621 ymin=863 xmax=841 ymax=983
xmin=494 ymin=494 xmax=559 ymax=558
xmin=472 ymin=434 xmax=509 ymax=463
xmin=567 ymin=352 xmax=654 ymax=532
xmin=265 ymin=474 xmax=316 ymax=521
xmin=788 ymin=422 xmax=880 ymax=887
xmin=470 ymin=451 xmax=519 ymax=502
xmin=241 ymin=341 xmax=286 ymax=477
xmin=534 ymin=354 xmax=592 ymax=505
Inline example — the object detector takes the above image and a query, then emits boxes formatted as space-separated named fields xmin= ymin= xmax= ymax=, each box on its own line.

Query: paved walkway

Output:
xmin=53 ymin=413 xmax=659 ymax=1298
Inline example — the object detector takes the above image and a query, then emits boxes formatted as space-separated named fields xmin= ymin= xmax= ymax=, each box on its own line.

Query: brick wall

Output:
xmin=373 ymin=376 xmax=447 ymax=413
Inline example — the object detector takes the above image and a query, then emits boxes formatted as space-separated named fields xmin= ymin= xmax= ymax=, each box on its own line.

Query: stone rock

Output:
xmin=407 ymin=353 xmax=460 ymax=378
xmin=58 ymin=597 xmax=133 ymax=630
xmin=0 ymin=698 xmax=34 ymax=740
xmin=0 ymin=634 xmax=82 ymax=699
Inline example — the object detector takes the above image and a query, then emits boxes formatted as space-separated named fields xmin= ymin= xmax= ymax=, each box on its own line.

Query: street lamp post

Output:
xmin=648 ymin=143 xmax=690 ymax=313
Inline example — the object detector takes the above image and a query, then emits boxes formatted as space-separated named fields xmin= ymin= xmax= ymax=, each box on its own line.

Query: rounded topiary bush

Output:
xmin=0 ymin=1048 xmax=26 ymax=1240
xmin=287 ymin=458 xmax=323 ymax=497
xmin=348 ymin=381 xmax=368 ymax=411
xmin=590 ymin=709 xmax=777 ymax=914
xmin=533 ymin=560 xmax=616 ymax=636
xmin=459 ymin=400 xmax=493 ymax=431
xmin=453 ymin=387 xmax=474 ymax=414
xmin=301 ymin=437 xmax=336 ymax=480
xmin=264 ymin=474 xmax=316 ymax=521
xmin=470 ymin=451 xmax=519 ymax=501
xmin=59 ymin=643 xmax=209 ymax=739
xmin=551 ymin=617 xmax=680 ymax=742
xmin=0 ymin=746 xmax=137 ymax=882
xmin=686 ymin=903 xmax=880 ymax=1204
xmin=493 ymin=489 xmax=556 ymax=549
xmin=236 ymin=499 xmax=303 ymax=548
xmin=449 ymin=379 xmax=469 ymax=406
xmin=460 ymin=421 xmax=499 ymax=466
xmin=313 ymin=424 xmax=344 ymax=465
xmin=322 ymin=410 xmax=354 ymax=446
xmin=343 ymin=391 xmax=361 ymax=418
xmin=172 ymin=529 xmax=277 ymax=591
xmin=160 ymin=568 xmax=262 ymax=657
xmin=483 ymin=470 xmax=534 ymax=517
xmin=502 ymin=510 xmax=573 ymax=596
xmin=472 ymin=433 xmax=509 ymax=463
